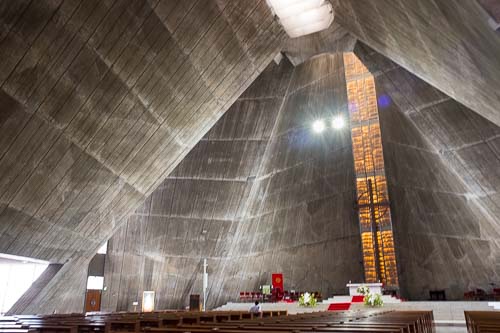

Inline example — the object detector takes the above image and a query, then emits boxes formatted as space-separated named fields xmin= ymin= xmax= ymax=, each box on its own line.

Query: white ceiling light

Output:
xmin=267 ymin=0 xmax=334 ymax=38
xmin=312 ymin=119 xmax=326 ymax=133
xmin=331 ymin=116 xmax=345 ymax=129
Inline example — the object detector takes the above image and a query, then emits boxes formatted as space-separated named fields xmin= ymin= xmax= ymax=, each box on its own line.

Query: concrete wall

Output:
xmin=218 ymin=53 xmax=363 ymax=301
xmin=0 ymin=0 xmax=285 ymax=314
xmin=100 ymin=59 xmax=293 ymax=311
xmin=330 ymin=0 xmax=500 ymax=127
xmin=0 ymin=0 xmax=283 ymax=264
xmin=354 ymin=43 xmax=500 ymax=300
xmin=101 ymin=53 xmax=364 ymax=311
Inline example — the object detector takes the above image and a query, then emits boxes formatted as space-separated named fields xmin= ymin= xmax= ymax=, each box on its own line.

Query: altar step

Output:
xmin=214 ymin=301 xmax=328 ymax=314
xmin=488 ymin=302 xmax=500 ymax=310
xmin=322 ymin=295 xmax=402 ymax=304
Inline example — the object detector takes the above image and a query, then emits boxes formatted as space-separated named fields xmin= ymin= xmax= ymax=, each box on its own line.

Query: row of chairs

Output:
xmin=465 ymin=311 xmax=500 ymax=332
xmin=239 ymin=291 xmax=322 ymax=302
xmin=144 ymin=309 xmax=435 ymax=333
xmin=464 ymin=288 xmax=500 ymax=301
xmin=0 ymin=310 xmax=288 ymax=333
xmin=239 ymin=292 xmax=263 ymax=302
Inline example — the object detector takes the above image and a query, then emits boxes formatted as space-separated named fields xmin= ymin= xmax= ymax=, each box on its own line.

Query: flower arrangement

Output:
xmin=356 ymin=285 xmax=383 ymax=307
xmin=356 ymin=286 xmax=370 ymax=296
xmin=364 ymin=293 xmax=383 ymax=307
xmin=298 ymin=292 xmax=317 ymax=307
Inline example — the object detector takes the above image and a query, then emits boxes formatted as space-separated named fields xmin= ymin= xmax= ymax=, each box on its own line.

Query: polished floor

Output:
xmin=436 ymin=327 xmax=466 ymax=333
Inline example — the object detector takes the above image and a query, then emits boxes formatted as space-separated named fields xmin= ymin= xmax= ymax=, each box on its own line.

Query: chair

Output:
xmin=429 ymin=289 xmax=446 ymax=300
xmin=464 ymin=291 xmax=475 ymax=300
xmin=476 ymin=288 xmax=487 ymax=300
xmin=492 ymin=288 xmax=500 ymax=301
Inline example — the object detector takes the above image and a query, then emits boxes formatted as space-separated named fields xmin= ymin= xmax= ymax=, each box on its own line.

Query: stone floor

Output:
xmin=436 ymin=327 xmax=466 ymax=333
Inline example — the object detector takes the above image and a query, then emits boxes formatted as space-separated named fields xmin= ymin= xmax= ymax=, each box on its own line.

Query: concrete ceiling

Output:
xmin=330 ymin=0 xmax=500 ymax=127
xmin=0 ymin=0 xmax=284 ymax=263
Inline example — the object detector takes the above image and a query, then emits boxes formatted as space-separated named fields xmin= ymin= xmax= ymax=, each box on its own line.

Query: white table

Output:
xmin=346 ymin=283 xmax=383 ymax=296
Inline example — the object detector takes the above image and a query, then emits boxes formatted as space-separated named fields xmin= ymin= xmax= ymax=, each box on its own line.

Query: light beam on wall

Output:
xmin=266 ymin=0 xmax=334 ymax=38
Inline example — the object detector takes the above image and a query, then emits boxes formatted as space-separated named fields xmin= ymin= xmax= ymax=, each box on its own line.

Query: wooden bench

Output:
xmin=142 ymin=310 xmax=432 ymax=333
xmin=465 ymin=311 xmax=500 ymax=333
xmin=2 ymin=309 xmax=430 ymax=333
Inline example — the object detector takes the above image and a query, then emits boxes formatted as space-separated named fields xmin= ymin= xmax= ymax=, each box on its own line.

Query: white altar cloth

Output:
xmin=346 ymin=283 xmax=383 ymax=296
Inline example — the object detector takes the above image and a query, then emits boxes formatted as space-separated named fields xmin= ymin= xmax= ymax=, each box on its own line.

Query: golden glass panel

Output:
xmin=344 ymin=52 xmax=399 ymax=288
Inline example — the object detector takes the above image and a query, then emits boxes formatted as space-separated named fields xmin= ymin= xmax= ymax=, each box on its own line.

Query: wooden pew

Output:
xmin=3 ymin=309 xmax=429 ymax=333
xmin=465 ymin=311 xmax=500 ymax=333
xmin=144 ymin=310 xmax=432 ymax=333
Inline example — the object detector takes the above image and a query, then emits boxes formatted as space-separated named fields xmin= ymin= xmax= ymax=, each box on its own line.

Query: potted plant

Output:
xmin=298 ymin=292 xmax=317 ymax=307
xmin=356 ymin=285 xmax=383 ymax=307
xmin=364 ymin=293 xmax=383 ymax=307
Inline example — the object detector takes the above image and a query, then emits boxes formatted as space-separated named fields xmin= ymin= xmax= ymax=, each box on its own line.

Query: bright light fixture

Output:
xmin=266 ymin=0 xmax=334 ymax=38
xmin=312 ymin=120 xmax=326 ymax=133
xmin=331 ymin=116 xmax=345 ymax=129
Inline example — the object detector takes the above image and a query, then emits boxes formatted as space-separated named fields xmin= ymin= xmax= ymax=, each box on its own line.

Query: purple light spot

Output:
xmin=378 ymin=95 xmax=391 ymax=108
xmin=349 ymin=101 xmax=358 ymax=113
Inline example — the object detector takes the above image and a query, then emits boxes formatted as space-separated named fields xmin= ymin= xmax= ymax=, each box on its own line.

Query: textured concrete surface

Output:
xmin=100 ymin=59 xmax=293 ymax=311
xmin=331 ymin=0 xmax=500 ymax=127
xmin=101 ymin=54 xmax=364 ymax=311
xmin=0 ymin=0 xmax=285 ymax=313
xmin=2 ymin=0 xmax=500 ymax=316
xmin=217 ymin=53 xmax=363 ymax=304
xmin=0 ymin=0 xmax=284 ymax=264
xmin=479 ymin=0 xmax=500 ymax=23
xmin=354 ymin=43 xmax=500 ymax=300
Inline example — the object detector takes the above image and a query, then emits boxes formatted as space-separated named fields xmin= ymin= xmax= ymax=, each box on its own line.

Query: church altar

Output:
xmin=346 ymin=283 xmax=383 ymax=296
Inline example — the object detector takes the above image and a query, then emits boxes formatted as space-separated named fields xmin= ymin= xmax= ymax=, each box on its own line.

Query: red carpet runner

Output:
xmin=327 ymin=303 xmax=351 ymax=311
xmin=351 ymin=295 xmax=364 ymax=303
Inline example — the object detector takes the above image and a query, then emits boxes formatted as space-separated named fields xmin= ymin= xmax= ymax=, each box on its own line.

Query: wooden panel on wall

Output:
xmin=85 ymin=290 xmax=101 ymax=312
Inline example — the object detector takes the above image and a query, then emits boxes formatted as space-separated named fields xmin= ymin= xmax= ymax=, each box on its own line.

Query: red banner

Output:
xmin=272 ymin=273 xmax=283 ymax=291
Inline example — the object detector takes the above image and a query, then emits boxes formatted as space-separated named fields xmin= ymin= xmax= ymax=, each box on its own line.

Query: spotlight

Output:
xmin=331 ymin=116 xmax=345 ymax=129
xmin=312 ymin=120 xmax=325 ymax=133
